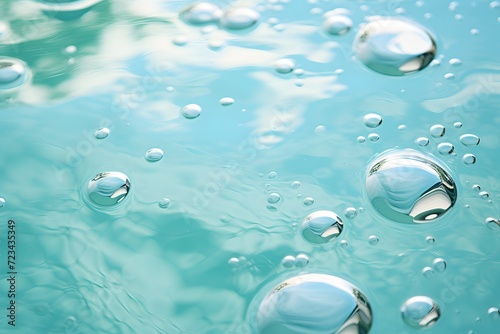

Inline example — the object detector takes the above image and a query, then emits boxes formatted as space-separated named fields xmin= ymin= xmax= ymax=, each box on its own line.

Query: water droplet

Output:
xmin=430 ymin=124 xmax=446 ymax=138
xmin=437 ymin=142 xmax=454 ymax=155
xmin=433 ymin=258 xmax=446 ymax=272
xmin=219 ymin=97 xmax=234 ymax=106
xmin=268 ymin=171 xmax=277 ymax=179
xmin=444 ymin=72 xmax=455 ymax=80
xmin=301 ymin=210 xmax=343 ymax=243
xmin=488 ymin=307 xmax=500 ymax=319
xmin=220 ymin=7 xmax=260 ymax=30
xmin=357 ymin=136 xmax=366 ymax=143
xmin=344 ymin=207 xmax=357 ymax=219
xmin=303 ymin=197 xmax=315 ymax=206
xmin=416 ymin=137 xmax=430 ymax=147
xmin=228 ymin=257 xmax=239 ymax=267
xmin=462 ymin=154 xmax=476 ymax=165
xmin=172 ymin=35 xmax=188 ymax=46
xmin=365 ymin=149 xmax=457 ymax=223
xmin=340 ymin=239 xmax=349 ymax=248
xmin=353 ymin=18 xmax=436 ymax=76
xmin=295 ymin=254 xmax=309 ymax=267
xmin=144 ymin=148 xmax=164 ymax=162
xmin=460 ymin=134 xmax=480 ymax=146
xmin=180 ymin=103 xmax=202 ymax=119
xmin=273 ymin=58 xmax=295 ymax=74
xmin=454 ymin=121 xmax=463 ymax=128
xmin=368 ymin=133 xmax=380 ymax=142
xmin=401 ymin=296 xmax=440 ymax=328
xmin=485 ymin=217 xmax=500 ymax=230
xmin=314 ymin=125 xmax=327 ymax=136
xmin=398 ymin=124 xmax=407 ymax=131
xmin=0 ymin=57 xmax=29 ymax=90
xmin=426 ymin=235 xmax=435 ymax=244
xmin=422 ymin=266 xmax=435 ymax=277
xmin=267 ymin=192 xmax=281 ymax=204
xmin=449 ymin=58 xmax=462 ymax=66
xmin=255 ymin=274 xmax=373 ymax=333
xmin=0 ymin=197 xmax=5 ymax=208
xmin=368 ymin=235 xmax=379 ymax=245
xmin=293 ymin=68 xmax=304 ymax=76
xmin=179 ymin=2 xmax=222 ymax=25
xmin=291 ymin=181 xmax=301 ymax=189
xmin=86 ymin=172 xmax=131 ymax=207
xmin=363 ymin=113 xmax=383 ymax=128
xmin=281 ymin=255 xmax=296 ymax=268
xmin=479 ymin=191 xmax=489 ymax=199
xmin=158 ymin=198 xmax=171 ymax=209
xmin=94 ymin=127 xmax=109 ymax=139
xmin=472 ymin=184 xmax=481 ymax=191
xmin=322 ymin=15 xmax=352 ymax=35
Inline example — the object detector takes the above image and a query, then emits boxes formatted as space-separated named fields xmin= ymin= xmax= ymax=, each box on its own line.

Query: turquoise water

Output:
xmin=0 ymin=0 xmax=499 ymax=333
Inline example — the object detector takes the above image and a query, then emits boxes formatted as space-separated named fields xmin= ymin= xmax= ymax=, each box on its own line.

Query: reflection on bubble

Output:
xmin=323 ymin=15 xmax=353 ymax=35
xmin=353 ymin=17 xmax=436 ymax=76
xmin=87 ymin=172 xmax=130 ymax=207
xmin=301 ymin=210 xmax=343 ymax=243
xmin=145 ymin=148 xmax=164 ymax=162
xmin=0 ymin=197 xmax=5 ymax=208
xmin=181 ymin=104 xmax=202 ymax=119
xmin=0 ymin=57 xmax=30 ymax=90
xmin=401 ymin=296 xmax=440 ymax=329
xmin=459 ymin=134 xmax=480 ymax=146
xmin=274 ymin=58 xmax=295 ymax=74
xmin=363 ymin=113 xmax=383 ymax=128
xmin=220 ymin=7 xmax=260 ymax=30
xmin=255 ymin=274 xmax=372 ymax=334
xmin=430 ymin=124 xmax=445 ymax=138
xmin=94 ymin=127 xmax=109 ymax=139
xmin=179 ymin=2 xmax=222 ymax=25
xmin=365 ymin=149 xmax=457 ymax=223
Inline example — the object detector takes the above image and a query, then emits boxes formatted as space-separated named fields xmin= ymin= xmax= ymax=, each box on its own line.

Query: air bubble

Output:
xmin=180 ymin=103 xmax=202 ymax=119
xmin=314 ymin=125 xmax=327 ymax=136
xmin=220 ymin=7 xmax=260 ymax=30
xmin=86 ymin=172 xmax=130 ymax=207
xmin=454 ymin=122 xmax=463 ymax=128
xmin=322 ymin=15 xmax=352 ymax=35
xmin=295 ymin=254 xmax=309 ymax=267
xmin=267 ymin=192 xmax=281 ymax=204
xmin=281 ymin=255 xmax=296 ymax=268
xmin=301 ymin=210 xmax=343 ymax=243
xmin=472 ymin=184 xmax=481 ymax=191
xmin=368 ymin=235 xmax=379 ymax=245
xmin=268 ymin=171 xmax=277 ymax=179
xmin=344 ymin=207 xmax=357 ymax=219
xmin=94 ymin=127 xmax=109 ymax=139
xmin=273 ymin=58 xmax=295 ymax=74
xmin=444 ymin=73 xmax=455 ymax=80
xmin=219 ymin=97 xmax=234 ymax=106
xmin=0 ymin=198 xmax=5 ymax=208
xmin=254 ymin=274 xmax=373 ymax=334
xmin=449 ymin=58 xmax=462 ymax=66
xmin=365 ymin=149 xmax=457 ymax=224
xmin=426 ymin=236 xmax=435 ymax=244
xmin=433 ymin=258 xmax=446 ymax=272
xmin=430 ymin=124 xmax=446 ymax=138
xmin=485 ymin=217 xmax=500 ymax=230
xmin=422 ymin=266 xmax=434 ymax=277
xmin=64 ymin=45 xmax=77 ymax=54
xmin=144 ymin=148 xmax=163 ymax=162
xmin=291 ymin=181 xmax=301 ymax=189
xmin=357 ymin=136 xmax=366 ymax=143
xmin=303 ymin=197 xmax=315 ymax=206
xmin=459 ymin=134 xmax=480 ymax=146
xmin=462 ymin=154 xmax=476 ymax=165
xmin=363 ymin=113 xmax=383 ymax=128
xmin=158 ymin=198 xmax=171 ymax=209
xmin=401 ymin=296 xmax=440 ymax=329
xmin=353 ymin=17 xmax=436 ymax=76
xmin=228 ymin=257 xmax=239 ymax=267
xmin=368 ymin=133 xmax=380 ymax=142
xmin=479 ymin=191 xmax=489 ymax=199
xmin=0 ymin=57 xmax=29 ymax=90
xmin=416 ymin=137 xmax=430 ymax=147
xmin=179 ymin=2 xmax=222 ymax=25
xmin=488 ymin=307 xmax=500 ymax=319
xmin=437 ymin=142 xmax=454 ymax=155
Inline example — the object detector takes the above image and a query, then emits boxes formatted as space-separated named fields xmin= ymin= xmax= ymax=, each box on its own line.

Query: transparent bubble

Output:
xmin=301 ymin=210 xmax=343 ymax=243
xmin=291 ymin=181 xmax=301 ymax=189
xmin=314 ymin=125 xmax=327 ymax=136
xmin=454 ymin=121 xmax=463 ymax=128
xmin=172 ymin=35 xmax=188 ymax=46
xmin=416 ymin=137 xmax=430 ymax=147
xmin=426 ymin=235 xmax=435 ymax=244
xmin=219 ymin=97 xmax=234 ymax=106
xmin=64 ymin=45 xmax=77 ymax=55
xmin=488 ymin=307 xmax=500 ymax=319
xmin=295 ymin=254 xmax=310 ymax=268
xmin=179 ymin=2 xmax=222 ymax=25
xmin=228 ymin=257 xmax=239 ymax=267
xmin=36 ymin=0 xmax=103 ymax=20
xmin=363 ymin=113 xmax=383 ymax=128
xmin=268 ymin=171 xmax=277 ymax=179
xmin=433 ymin=258 xmax=446 ymax=272
xmin=357 ymin=136 xmax=366 ymax=143
xmin=0 ymin=197 xmax=5 ymax=208
xmin=293 ymin=68 xmax=305 ymax=76
xmin=267 ymin=192 xmax=281 ymax=204
xmin=398 ymin=124 xmax=407 ymax=131
xmin=0 ymin=57 xmax=29 ymax=90
xmin=145 ymin=148 xmax=164 ymax=162
xmin=401 ymin=296 xmax=440 ymax=328
xmin=255 ymin=274 xmax=373 ymax=333
xmin=303 ymin=197 xmax=315 ymax=206
xmin=462 ymin=154 xmax=476 ymax=165
xmin=281 ymin=255 xmax=296 ymax=268
xmin=472 ymin=184 xmax=481 ymax=191
xmin=422 ymin=266 xmax=434 ymax=277
xmin=430 ymin=124 xmax=445 ymax=138
xmin=353 ymin=17 xmax=436 ymax=76
xmin=444 ymin=72 xmax=455 ymax=80
xmin=368 ymin=133 xmax=380 ymax=142
xmin=322 ymin=15 xmax=353 ymax=35
xmin=158 ymin=198 xmax=171 ymax=209
xmin=365 ymin=149 xmax=457 ymax=223
xmin=479 ymin=191 xmax=489 ymax=199
xmin=220 ymin=7 xmax=260 ymax=30
xmin=437 ymin=142 xmax=454 ymax=155
xmin=86 ymin=172 xmax=130 ymax=207
xmin=485 ymin=217 xmax=500 ymax=230
xmin=94 ymin=127 xmax=109 ymax=139
xmin=449 ymin=58 xmax=462 ymax=66
xmin=460 ymin=134 xmax=480 ymax=146
xmin=344 ymin=207 xmax=357 ymax=219
xmin=368 ymin=235 xmax=379 ymax=245
xmin=274 ymin=58 xmax=295 ymax=74
xmin=340 ymin=239 xmax=349 ymax=248
xmin=180 ymin=103 xmax=202 ymax=119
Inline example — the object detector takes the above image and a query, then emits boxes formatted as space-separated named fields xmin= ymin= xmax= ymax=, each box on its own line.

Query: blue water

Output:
xmin=0 ymin=0 xmax=499 ymax=333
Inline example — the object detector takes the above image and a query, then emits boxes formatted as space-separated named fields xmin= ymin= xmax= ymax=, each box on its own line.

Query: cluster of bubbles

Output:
xmin=281 ymin=253 xmax=309 ymax=268
xmin=358 ymin=112 xmax=383 ymax=143
xmin=422 ymin=258 xmax=447 ymax=278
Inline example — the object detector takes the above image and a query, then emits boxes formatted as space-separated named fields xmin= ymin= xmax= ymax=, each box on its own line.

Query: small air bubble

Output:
xmin=94 ymin=127 xmax=109 ymax=139
xmin=444 ymin=73 xmax=455 ymax=79
xmin=291 ymin=181 xmax=301 ymax=189
xmin=274 ymin=58 xmax=296 ymax=74
xmin=472 ymin=184 xmax=481 ymax=191
xmin=368 ymin=133 xmax=380 ymax=142
xmin=322 ymin=15 xmax=353 ymax=35
xmin=267 ymin=192 xmax=281 ymax=204
xmin=295 ymin=254 xmax=310 ymax=267
xmin=158 ymin=198 xmax=171 ymax=209
xmin=268 ymin=171 xmax=277 ymax=179
xmin=487 ymin=307 xmax=500 ymax=319
xmin=437 ymin=142 xmax=454 ymax=155
xmin=368 ymin=235 xmax=379 ymax=245
xmin=314 ymin=125 xmax=327 ymax=136
xmin=0 ymin=198 xmax=5 ymax=208
xmin=433 ymin=258 xmax=446 ymax=272
xmin=453 ymin=121 xmax=463 ymax=128
xmin=344 ymin=207 xmax=357 ymax=219
xmin=426 ymin=236 xmax=435 ymax=244
xmin=485 ymin=217 xmax=500 ymax=230
xmin=479 ymin=191 xmax=489 ymax=199
xmin=363 ymin=113 xmax=383 ymax=128
xmin=281 ymin=255 xmax=296 ymax=268
xmin=462 ymin=154 xmax=476 ymax=165
xmin=145 ymin=148 xmax=164 ymax=162
xmin=180 ymin=104 xmax=202 ymax=119
xmin=357 ymin=136 xmax=366 ymax=143
xmin=430 ymin=124 xmax=446 ymax=137
xmin=416 ymin=137 xmax=430 ymax=147
xmin=422 ymin=266 xmax=434 ymax=277
xmin=460 ymin=134 xmax=480 ymax=146
xmin=449 ymin=58 xmax=461 ymax=66
xmin=303 ymin=196 xmax=315 ymax=206
xmin=219 ymin=97 xmax=234 ymax=106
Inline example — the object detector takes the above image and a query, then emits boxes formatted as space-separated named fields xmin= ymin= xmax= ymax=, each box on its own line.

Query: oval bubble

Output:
xmin=36 ymin=0 xmax=103 ymax=21
xmin=365 ymin=149 xmax=457 ymax=223
xmin=179 ymin=2 xmax=222 ymax=25
xmin=323 ymin=15 xmax=353 ymax=35
xmin=87 ymin=172 xmax=130 ymax=207
xmin=301 ymin=210 xmax=343 ymax=243
xmin=220 ymin=7 xmax=260 ymax=30
xmin=401 ymin=296 xmax=440 ymax=329
xmin=254 ymin=273 xmax=373 ymax=334
xmin=363 ymin=113 xmax=383 ymax=128
xmin=353 ymin=17 xmax=436 ymax=76
xmin=0 ymin=57 xmax=30 ymax=90
xmin=180 ymin=103 xmax=202 ymax=119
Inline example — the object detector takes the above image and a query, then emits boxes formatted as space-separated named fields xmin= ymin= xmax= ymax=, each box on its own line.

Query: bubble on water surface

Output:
xmin=301 ymin=210 xmax=343 ymax=243
xmin=479 ymin=191 xmax=489 ymax=199
xmin=454 ymin=121 xmax=463 ymax=128
xmin=322 ymin=15 xmax=352 ymax=35
xmin=274 ymin=58 xmax=295 ymax=74
xmin=179 ymin=2 xmax=222 ymax=25
xmin=422 ymin=266 xmax=434 ymax=277
xmin=145 ymin=148 xmax=164 ymax=162
xmin=314 ymin=125 xmax=327 ymax=136
xmin=0 ymin=197 xmax=5 ymax=208
xmin=488 ymin=307 xmax=500 ymax=318
xmin=267 ymin=192 xmax=281 ymax=204
xmin=295 ymin=254 xmax=309 ymax=267
xmin=158 ymin=198 xmax=171 ymax=209
xmin=430 ymin=124 xmax=445 ymax=138
xmin=363 ymin=113 xmax=383 ymax=128
xmin=368 ymin=235 xmax=379 ymax=245
xmin=87 ymin=172 xmax=130 ymax=207
xmin=219 ymin=97 xmax=234 ymax=106
xmin=368 ymin=133 xmax=380 ymax=142
xmin=0 ymin=57 xmax=30 ymax=90
xmin=449 ymin=58 xmax=462 ymax=66
xmin=444 ymin=72 xmax=455 ymax=80
xmin=416 ymin=137 xmax=429 ymax=147
xmin=220 ymin=7 xmax=260 ymax=30
xmin=281 ymin=255 xmax=295 ymax=268
xmin=353 ymin=17 xmax=436 ymax=76
xmin=365 ymin=149 xmax=457 ymax=224
xmin=344 ymin=207 xmax=357 ymax=219
xmin=462 ymin=154 xmax=476 ymax=165
xmin=255 ymin=274 xmax=372 ymax=334
xmin=426 ymin=236 xmax=435 ymax=244
xmin=268 ymin=171 xmax=277 ymax=179
xmin=437 ymin=142 xmax=454 ymax=155
xmin=433 ymin=258 xmax=446 ymax=272
xmin=485 ymin=217 xmax=500 ymax=230
xmin=460 ymin=134 xmax=480 ymax=146
xmin=180 ymin=104 xmax=202 ymax=119
xmin=291 ymin=181 xmax=301 ymax=189
xmin=36 ymin=0 xmax=103 ymax=20
xmin=401 ymin=296 xmax=440 ymax=328
xmin=303 ymin=197 xmax=315 ymax=206
xmin=357 ymin=136 xmax=366 ymax=143
xmin=94 ymin=127 xmax=109 ymax=139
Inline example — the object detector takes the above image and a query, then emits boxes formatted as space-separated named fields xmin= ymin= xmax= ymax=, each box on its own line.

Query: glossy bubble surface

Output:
xmin=365 ymin=149 xmax=457 ymax=223
xmin=255 ymin=274 xmax=372 ymax=334
xmin=401 ymin=296 xmax=440 ymax=329
xmin=37 ymin=0 xmax=103 ymax=20
xmin=323 ymin=15 xmax=353 ymax=35
xmin=220 ymin=7 xmax=260 ymax=30
xmin=301 ymin=210 xmax=343 ymax=243
xmin=87 ymin=172 xmax=131 ymax=207
xmin=0 ymin=57 xmax=29 ymax=90
xmin=181 ymin=104 xmax=202 ymax=119
xmin=353 ymin=18 xmax=436 ymax=76
xmin=179 ymin=2 xmax=222 ymax=25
